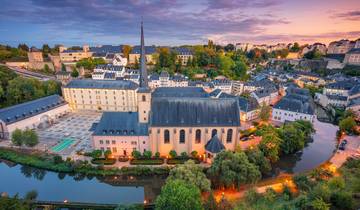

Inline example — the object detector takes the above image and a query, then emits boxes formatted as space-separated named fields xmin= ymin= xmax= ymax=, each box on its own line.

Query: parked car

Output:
xmin=339 ymin=142 xmax=346 ymax=150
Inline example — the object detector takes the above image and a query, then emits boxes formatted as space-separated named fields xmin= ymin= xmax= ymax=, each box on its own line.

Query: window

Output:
xmin=106 ymin=140 xmax=110 ymax=144
xmin=99 ymin=140 xmax=103 ymax=144
xmin=226 ymin=129 xmax=233 ymax=143
xmin=142 ymin=95 xmax=146 ymax=102
xmin=211 ymin=129 xmax=217 ymax=137
xmin=112 ymin=147 xmax=117 ymax=153
xmin=164 ymin=129 xmax=170 ymax=144
xmin=195 ymin=129 xmax=201 ymax=144
xmin=179 ymin=129 xmax=185 ymax=144
xmin=112 ymin=140 xmax=116 ymax=144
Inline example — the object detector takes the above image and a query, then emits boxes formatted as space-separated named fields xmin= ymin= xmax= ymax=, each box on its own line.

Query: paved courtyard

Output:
xmin=330 ymin=135 xmax=360 ymax=168
xmin=36 ymin=111 xmax=102 ymax=157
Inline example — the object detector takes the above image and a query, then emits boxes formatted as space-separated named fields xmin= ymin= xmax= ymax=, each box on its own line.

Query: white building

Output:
xmin=0 ymin=95 xmax=69 ymax=140
xmin=272 ymin=88 xmax=315 ymax=122
xmin=344 ymin=48 xmax=360 ymax=66
xmin=92 ymin=64 xmax=126 ymax=80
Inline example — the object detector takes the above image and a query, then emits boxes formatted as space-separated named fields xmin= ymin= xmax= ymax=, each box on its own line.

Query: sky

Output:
xmin=0 ymin=0 xmax=360 ymax=47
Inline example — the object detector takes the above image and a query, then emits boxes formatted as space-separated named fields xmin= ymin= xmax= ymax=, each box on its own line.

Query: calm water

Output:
xmin=0 ymin=161 xmax=153 ymax=204
xmin=273 ymin=119 xmax=338 ymax=174
xmin=0 ymin=120 xmax=337 ymax=204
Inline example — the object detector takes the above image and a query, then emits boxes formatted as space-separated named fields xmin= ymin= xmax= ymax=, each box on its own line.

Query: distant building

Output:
xmin=27 ymin=47 xmax=55 ymax=71
xmin=0 ymin=95 xmax=69 ymax=140
xmin=327 ymin=39 xmax=355 ymax=54
xmin=128 ymin=46 xmax=157 ymax=64
xmin=59 ymin=45 xmax=92 ymax=63
xmin=272 ymin=87 xmax=315 ymax=122
xmin=62 ymin=79 xmax=139 ymax=111
xmin=173 ymin=47 xmax=193 ymax=65
xmin=92 ymin=64 xmax=126 ymax=80
xmin=344 ymin=48 xmax=360 ymax=66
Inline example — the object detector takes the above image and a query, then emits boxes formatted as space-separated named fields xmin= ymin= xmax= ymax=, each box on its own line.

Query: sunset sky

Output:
xmin=0 ymin=0 xmax=359 ymax=47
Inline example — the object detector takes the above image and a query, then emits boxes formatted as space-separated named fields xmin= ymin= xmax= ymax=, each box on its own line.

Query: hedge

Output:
xmin=91 ymin=158 xmax=116 ymax=165
xmin=167 ymin=158 xmax=201 ymax=165
xmin=130 ymin=158 xmax=164 ymax=165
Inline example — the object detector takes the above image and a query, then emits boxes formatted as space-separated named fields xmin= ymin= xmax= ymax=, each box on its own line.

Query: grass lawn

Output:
xmin=91 ymin=158 xmax=116 ymax=165
xmin=130 ymin=158 xmax=164 ymax=165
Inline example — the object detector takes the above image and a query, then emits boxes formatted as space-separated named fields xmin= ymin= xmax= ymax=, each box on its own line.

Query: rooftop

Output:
xmin=0 ymin=95 xmax=66 ymax=125
xmin=151 ymin=97 xmax=240 ymax=127
xmin=93 ymin=112 xmax=148 ymax=136
xmin=152 ymin=87 xmax=209 ymax=98
xmin=64 ymin=79 xmax=138 ymax=90
xmin=205 ymin=135 xmax=225 ymax=154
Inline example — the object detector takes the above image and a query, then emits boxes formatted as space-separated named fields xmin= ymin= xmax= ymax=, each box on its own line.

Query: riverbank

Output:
xmin=0 ymin=147 xmax=170 ymax=177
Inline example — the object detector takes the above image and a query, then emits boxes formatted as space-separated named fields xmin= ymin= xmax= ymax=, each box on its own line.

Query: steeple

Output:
xmin=139 ymin=20 xmax=148 ymax=88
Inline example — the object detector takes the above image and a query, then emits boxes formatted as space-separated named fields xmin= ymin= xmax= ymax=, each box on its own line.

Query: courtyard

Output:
xmin=35 ymin=111 xmax=102 ymax=157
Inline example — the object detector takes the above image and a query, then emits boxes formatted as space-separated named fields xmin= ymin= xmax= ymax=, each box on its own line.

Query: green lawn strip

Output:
xmin=91 ymin=158 xmax=116 ymax=165
xmin=130 ymin=159 xmax=164 ymax=165
xmin=167 ymin=158 xmax=200 ymax=165
xmin=0 ymin=148 xmax=170 ymax=176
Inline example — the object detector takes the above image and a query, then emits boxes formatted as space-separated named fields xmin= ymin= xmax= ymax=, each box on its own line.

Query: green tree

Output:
xmin=339 ymin=116 xmax=356 ymax=134
xmin=0 ymin=194 xmax=30 ymax=210
xmin=259 ymin=103 xmax=271 ymax=121
xmin=207 ymin=150 xmax=261 ymax=188
xmin=18 ymin=44 xmax=29 ymax=52
xmin=290 ymin=42 xmax=300 ymax=52
xmin=23 ymin=129 xmax=39 ymax=147
xmin=259 ymin=128 xmax=282 ymax=163
xmin=167 ymin=160 xmax=211 ymax=191
xmin=132 ymin=150 xmax=141 ymax=159
xmin=104 ymin=150 xmax=112 ymax=159
xmin=279 ymin=123 xmax=305 ymax=154
xmin=91 ymin=149 xmax=103 ymax=158
xmin=24 ymin=190 xmax=38 ymax=201
xmin=122 ymin=45 xmax=133 ymax=60
xmin=0 ymin=86 xmax=4 ymax=99
xmin=330 ymin=191 xmax=353 ymax=210
xmin=309 ymin=198 xmax=330 ymax=210
xmin=61 ymin=63 xmax=67 ymax=72
xmin=42 ymin=44 xmax=51 ymax=57
xmin=203 ymin=192 xmax=218 ymax=210
xmin=11 ymin=128 xmax=23 ymax=146
xmin=224 ymin=44 xmax=235 ymax=52
xmin=245 ymin=147 xmax=272 ymax=174
xmin=71 ymin=68 xmax=79 ymax=78
xmin=304 ymin=49 xmax=323 ymax=59
xmin=76 ymin=57 xmax=106 ymax=70
xmin=169 ymin=150 xmax=177 ymax=158
xmin=143 ymin=150 xmax=152 ymax=159
xmin=155 ymin=179 xmax=203 ymax=210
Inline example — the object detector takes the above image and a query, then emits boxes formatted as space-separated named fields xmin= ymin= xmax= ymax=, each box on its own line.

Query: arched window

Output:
xmin=179 ymin=129 xmax=185 ymax=144
xmin=195 ymin=129 xmax=201 ymax=144
xmin=226 ymin=129 xmax=233 ymax=143
xmin=164 ymin=129 xmax=170 ymax=144
xmin=142 ymin=95 xmax=146 ymax=102
xmin=211 ymin=129 xmax=217 ymax=137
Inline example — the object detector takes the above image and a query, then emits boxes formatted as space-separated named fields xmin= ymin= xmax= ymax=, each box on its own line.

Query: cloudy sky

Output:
xmin=0 ymin=0 xmax=359 ymax=47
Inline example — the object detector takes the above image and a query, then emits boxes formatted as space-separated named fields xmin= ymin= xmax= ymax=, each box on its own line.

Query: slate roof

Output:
xmin=149 ymin=73 xmax=159 ymax=80
xmin=90 ymin=45 xmax=123 ymax=54
xmin=93 ymin=112 xmax=148 ymax=136
xmin=150 ymin=98 xmax=240 ymax=127
xmin=286 ymin=87 xmax=310 ymax=96
xmin=350 ymin=85 xmax=360 ymax=96
xmin=95 ymin=64 xmax=124 ymax=71
xmin=253 ymin=86 xmax=278 ymax=98
xmin=348 ymin=48 xmax=360 ymax=54
xmin=64 ymin=79 xmax=138 ymax=90
xmin=172 ymin=47 xmax=193 ymax=55
xmin=152 ymin=87 xmax=209 ymax=98
xmin=218 ymin=93 xmax=259 ymax=112
xmin=0 ymin=95 xmax=66 ymax=125
xmin=205 ymin=135 xmax=225 ymax=154
xmin=325 ymin=80 xmax=358 ymax=90
xmin=209 ymin=89 xmax=222 ymax=98
xmin=348 ymin=97 xmax=360 ymax=107
xmin=327 ymin=94 xmax=348 ymax=101
xmin=130 ymin=46 xmax=157 ymax=54
xmin=160 ymin=71 xmax=169 ymax=78
xmin=273 ymin=95 xmax=314 ymax=115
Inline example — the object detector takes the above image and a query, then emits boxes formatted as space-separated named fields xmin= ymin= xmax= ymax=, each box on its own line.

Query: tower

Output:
xmin=137 ymin=21 xmax=151 ymax=123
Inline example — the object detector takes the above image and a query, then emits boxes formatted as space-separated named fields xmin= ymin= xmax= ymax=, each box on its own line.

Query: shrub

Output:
xmin=132 ymin=150 xmax=141 ymax=159
xmin=11 ymin=129 xmax=23 ymax=146
xmin=191 ymin=151 xmax=198 ymax=158
xmin=130 ymin=159 xmax=164 ymax=165
xmin=91 ymin=150 xmax=102 ymax=159
xmin=91 ymin=158 xmax=116 ymax=165
xmin=25 ymin=190 xmax=38 ymax=201
xmin=53 ymin=155 xmax=63 ymax=164
xmin=180 ymin=152 xmax=188 ymax=159
xmin=330 ymin=191 xmax=353 ymax=210
xmin=169 ymin=150 xmax=177 ymax=158
xmin=154 ymin=152 xmax=160 ymax=158
xmin=143 ymin=151 xmax=152 ymax=159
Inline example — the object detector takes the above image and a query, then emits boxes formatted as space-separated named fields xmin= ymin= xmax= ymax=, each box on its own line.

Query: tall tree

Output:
xmin=122 ymin=45 xmax=132 ymax=60
xmin=167 ymin=160 xmax=211 ymax=192
xmin=155 ymin=179 xmax=203 ymax=210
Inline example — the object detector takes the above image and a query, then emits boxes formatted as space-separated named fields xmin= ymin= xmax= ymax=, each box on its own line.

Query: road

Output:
xmin=0 ymin=63 xmax=56 ymax=81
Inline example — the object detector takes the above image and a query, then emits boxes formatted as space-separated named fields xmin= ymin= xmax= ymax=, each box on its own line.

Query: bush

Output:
xmin=330 ymin=191 xmax=353 ymax=210
xmin=143 ymin=150 xmax=152 ymax=159
xmin=25 ymin=190 xmax=38 ymax=201
xmin=180 ymin=152 xmax=188 ymax=158
xmin=91 ymin=158 xmax=116 ymax=165
xmin=130 ymin=159 xmax=164 ymax=165
xmin=11 ymin=129 xmax=23 ymax=146
xmin=154 ymin=152 xmax=160 ymax=158
xmin=132 ymin=150 xmax=141 ymax=159
xmin=169 ymin=150 xmax=177 ymax=158
xmin=191 ymin=151 xmax=198 ymax=158
xmin=104 ymin=150 xmax=112 ymax=159
xmin=53 ymin=155 xmax=63 ymax=164
xmin=167 ymin=158 xmax=200 ymax=165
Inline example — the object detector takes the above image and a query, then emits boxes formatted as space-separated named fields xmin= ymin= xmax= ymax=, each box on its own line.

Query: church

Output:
xmin=91 ymin=22 xmax=242 ymax=159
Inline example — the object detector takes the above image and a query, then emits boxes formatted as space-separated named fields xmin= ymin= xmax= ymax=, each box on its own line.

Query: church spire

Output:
xmin=139 ymin=20 xmax=148 ymax=88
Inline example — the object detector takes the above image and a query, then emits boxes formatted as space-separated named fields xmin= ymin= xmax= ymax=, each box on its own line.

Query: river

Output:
xmin=0 ymin=120 xmax=338 ymax=204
